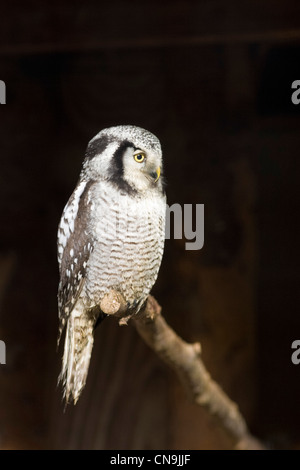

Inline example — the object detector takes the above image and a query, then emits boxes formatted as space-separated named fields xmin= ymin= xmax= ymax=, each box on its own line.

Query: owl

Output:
xmin=57 ymin=125 xmax=166 ymax=404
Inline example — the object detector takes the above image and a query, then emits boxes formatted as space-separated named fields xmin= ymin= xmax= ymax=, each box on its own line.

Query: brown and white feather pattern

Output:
xmin=57 ymin=181 xmax=95 ymax=338
xmin=57 ymin=125 xmax=166 ymax=404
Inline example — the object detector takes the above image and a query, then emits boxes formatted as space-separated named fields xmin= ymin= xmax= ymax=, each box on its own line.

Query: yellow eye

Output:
xmin=134 ymin=152 xmax=145 ymax=163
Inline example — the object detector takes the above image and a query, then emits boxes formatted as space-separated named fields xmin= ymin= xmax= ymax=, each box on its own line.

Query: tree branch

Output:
xmin=100 ymin=290 xmax=266 ymax=450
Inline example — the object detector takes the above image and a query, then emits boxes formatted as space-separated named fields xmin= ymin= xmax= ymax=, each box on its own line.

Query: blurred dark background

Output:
xmin=0 ymin=0 xmax=300 ymax=450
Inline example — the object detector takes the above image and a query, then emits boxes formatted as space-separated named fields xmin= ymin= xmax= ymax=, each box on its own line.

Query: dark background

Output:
xmin=0 ymin=0 xmax=299 ymax=450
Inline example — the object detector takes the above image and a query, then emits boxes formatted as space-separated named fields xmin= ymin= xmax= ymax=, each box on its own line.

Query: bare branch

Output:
xmin=100 ymin=290 xmax=266 ymax=450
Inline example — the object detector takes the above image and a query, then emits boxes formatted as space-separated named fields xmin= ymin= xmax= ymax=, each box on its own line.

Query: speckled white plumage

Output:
xmin=83 ymin=180 xmax=165 ymax=307
xmin=57 ymin=125 xmax=166 ymax=404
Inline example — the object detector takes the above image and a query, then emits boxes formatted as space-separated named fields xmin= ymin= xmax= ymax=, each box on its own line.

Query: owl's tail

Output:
xmin=58 ymin=312 xmax=95 ymax=405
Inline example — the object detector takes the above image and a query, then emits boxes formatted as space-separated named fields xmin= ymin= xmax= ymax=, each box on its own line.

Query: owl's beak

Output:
xmin=151 ymin=167 xmax=161 ymax=183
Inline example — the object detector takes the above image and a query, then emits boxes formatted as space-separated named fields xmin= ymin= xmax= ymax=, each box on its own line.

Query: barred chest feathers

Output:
xmin=83 ymin=179 xmax=166 ymax=310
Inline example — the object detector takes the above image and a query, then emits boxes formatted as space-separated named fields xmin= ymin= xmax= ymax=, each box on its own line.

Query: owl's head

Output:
xmin=81 ymin=125 xmax=164 ymax=195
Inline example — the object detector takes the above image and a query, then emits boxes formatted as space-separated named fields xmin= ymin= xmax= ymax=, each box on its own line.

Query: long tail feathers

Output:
xmin=58 ymin=314 xmax=95 ymax=405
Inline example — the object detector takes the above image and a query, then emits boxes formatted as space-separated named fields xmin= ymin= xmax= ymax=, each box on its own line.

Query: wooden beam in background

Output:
xmin=0 ymin=30 xmax=300 ymax=56
xmin=0 ymin=1 xmax=300 ymax=56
